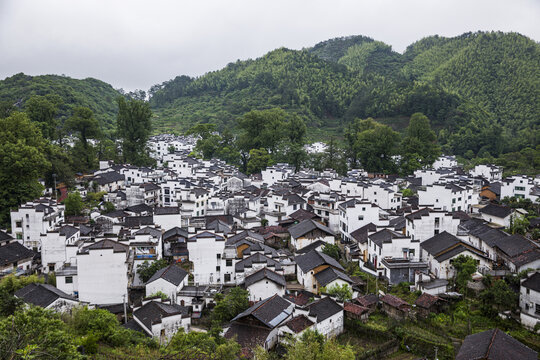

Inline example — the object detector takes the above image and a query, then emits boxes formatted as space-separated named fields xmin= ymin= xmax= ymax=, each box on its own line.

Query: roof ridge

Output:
xmin=485 ymin=328 xmax=498 ymax=358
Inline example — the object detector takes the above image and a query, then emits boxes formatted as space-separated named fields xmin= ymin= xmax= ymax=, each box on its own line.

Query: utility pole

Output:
xmin=52 ymin=173 xmax=57 ymax=201
xmin=123 ymin=294 xmax=128 ymax=324
xmin=434 ymin=346 xmax=438 ymax=360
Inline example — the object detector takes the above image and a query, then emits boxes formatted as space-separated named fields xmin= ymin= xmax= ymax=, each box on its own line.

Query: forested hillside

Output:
xmin=149 ymin=31 xmax=539 ymax=159
xmin=0 ymin=73 xmax=121 ymax=132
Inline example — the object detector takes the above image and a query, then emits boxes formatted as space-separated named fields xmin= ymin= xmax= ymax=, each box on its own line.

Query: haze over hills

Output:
xmin=1 ymin=31 xmax=538 ymax=156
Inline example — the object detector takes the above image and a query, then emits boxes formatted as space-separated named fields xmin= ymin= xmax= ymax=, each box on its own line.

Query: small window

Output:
xmin=226 ymin=259 xmax=232 ymax=266
xmin=535 ymin=303 xmax=540 ymax=315
xmin=216 ymin=266 xmax=221 ymax=272
xmin=358 ymin=215 xmax=364 ymax=221
xmin=216 ymin=253 xmax=221 ymax=259
xmin=65 ymin=276 xmax=73 ymax=284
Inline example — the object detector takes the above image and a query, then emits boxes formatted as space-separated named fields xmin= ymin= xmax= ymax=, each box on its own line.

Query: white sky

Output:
xmin=1 ymin=0 xmax=538 ymax=91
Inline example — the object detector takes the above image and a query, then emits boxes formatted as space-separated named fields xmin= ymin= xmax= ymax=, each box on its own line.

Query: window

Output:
xmin=358 ymin=215 xmax=364 ymax=221
xmin=16 ymin=233 xmax=22 ymax=240
xmin=216 ymin=266 xmax=221 ymax=272
xmin=313 ymin=284 xmax=317 ymax=289
xmin=216 ymin=253 xmax=221 ymax=259
xmin=226 ymin=259 xmax=232 ymax=266
xmin=434 ymin=217 xmax=440 ymax=228
xmin=49 ymin=265 xmax=55 ymax=272
xmin=224 ymin=274 xmax=231 ymax=282
xmin=15 ymin=221 xmax=22 ymax=228
xmin=515 ymin=186 xmax=525 ymax=191
xmin=434 ymin=229 xmax=440 ymax=235
xmin=527 ymin=288 xmax=530 ymax=295
xmin=65 ymin=276 xmax=73 ymax=284
xmin=535 ymin=304 xmax=540 ymax=315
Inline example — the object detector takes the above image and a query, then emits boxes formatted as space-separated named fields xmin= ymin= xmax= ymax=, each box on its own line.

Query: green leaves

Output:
xmin=0 ymin=112 xmax=50 ymax=227
xmin=116 ymin=97 xmax=153 ymax=166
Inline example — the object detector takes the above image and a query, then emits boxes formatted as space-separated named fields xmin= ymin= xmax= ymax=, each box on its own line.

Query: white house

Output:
xmin=11 ymin=199 xmax=64 ymax=251
xmin=501 ymin=175 xmax=536 ymax=200
xmin=418 ymin=183 xmax=477 ymax=212
xmin=405 ymin=208 xmax=461 ymax=242
xmin=470 ymin=164 xmax=503 ymax=182
xmin=76 ymin=239 xmax=132 ymax=305
xmin=244 ymin=267 xmax=286 ymax=302
xmin=420 ymin=231 xmax=489 ymax=279
xmin=338 ymin=199 xmax=379 ymax=243
xmin=288 ymin=219 xmax=335 ymax=251
xmin=520 ymin=272 xmax=540 ymax=330
xmin=132 ymin=298 xmax=191 ymax=344
xmin=40 ymin=225 xmax=80 ymax=273
xmin=14 ymin=283 xmax=80 ymax=313
xmin=145 ymin=264 xmax=188 ymax=302
xmin=187 ymin=231 xmax=226 ymax=284
xmin=432 ymin=155 xmax=457 ymax=170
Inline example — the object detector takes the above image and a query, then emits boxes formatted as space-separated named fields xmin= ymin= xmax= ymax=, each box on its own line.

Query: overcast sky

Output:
xmin=1 ymin=0 xmax=538 ymax=91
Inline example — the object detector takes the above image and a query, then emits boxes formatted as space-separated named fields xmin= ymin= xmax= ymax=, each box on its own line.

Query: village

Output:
xmin=2 ymin=134 xmax=540 ymax=359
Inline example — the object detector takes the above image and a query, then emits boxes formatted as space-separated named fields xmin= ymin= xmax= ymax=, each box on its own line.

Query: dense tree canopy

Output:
xmin=0 ymin=112 xmax=50 ymax=227
xmin=116 ymin=97 xmax=153 ymax=166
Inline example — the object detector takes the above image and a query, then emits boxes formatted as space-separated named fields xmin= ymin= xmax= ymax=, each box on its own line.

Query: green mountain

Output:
xmin=150 ymin=48 xmax=362 ymax=134
xmin=150 ymin=31 xmax=538 ymax=156
xmin=0 ymin=73 xmax=121 ymax=131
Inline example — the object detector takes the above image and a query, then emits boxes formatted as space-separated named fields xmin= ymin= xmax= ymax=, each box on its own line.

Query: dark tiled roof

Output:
xmin=456 ymin=328 xmax=537 ymax=360
xmin=283 ymin=290 xmax=317 ymax=306
xmin=296 ymin=240 xmax=326 ymax=254
xmin=0 ymin=242 xmax=35 ymax=267
xmin=405 ymin=208 xmax=431 ymax=221
xmin=235 ymin=253 xmax=282 ymax=273
xmin=15 ymin=283 xmax=77 ymax=308
xmin=288 ymin=219 xmax=334 ymax=239
xmin=94 ymin=171 xmax=125 ymax=185
xmin=315 ymin=267 xmax=352 ymax=287
xmin=134 ymin=227 xmax=162 ymax=237
xmin=122 ymin=319 xmax=149 ymax=336
xmin=146 ymin=264 xmax=187 ymax=286
xmin=479 ymin=203 xmax=512 ymax=219
xmin=124 ymin=216 xmax=154 ymax=228
xmin=134 ymin=301 xmax=189 ymax=330
xmin=232 ymin=294 xmax=292 ymax=328
xmin=59 ymin=225 xmax=79 ymax=239
xmin=355 ymin=294 xmax=378 ymax=307
xmin=344 ymin=302 xmax=369 ymax=315
xmin=81 ymin=239 xmax=128 ymax=253
xmin=283 ymin=315 xmax=314 ymax=333
xmin=295 ymin=250 xmax=344 ymax=273
xmin=162 ymin=227 xmax=188 ymax=241
xmin=224 ymin=323 xmax=271 ymax=349
xmin=307 ymin=296 xmax=342 ymax=322
xmin=369 ymin=228 xmax=408 ymax=247
xmin=289 ymin=209 xmax=318 ymax=221
xmin=494 ymin=235 xmax=537 ymax=258
xmin=350 ymin=223 xmax=377 ymax=244
xmin=154 ymin=207 xmax=180 ymax=215
xmin=0 ymin=230 xmax=12 ymax=242
xmin=244 ymin=268 xmax=286 ymax=288
xmin=420 ymin=231 xmax=460 ymax=256
xmin=521 ymin=272 xmax=540 ymax=292
xmin=226 ymin=230 xmax=264 ymax=245
xmin=414 ymin=293 xmax=439 ymax=309
xmin=125 ymin=204 xmax=153 ymax=215
xmin=380 ymin=294 xmax=410 ymax=310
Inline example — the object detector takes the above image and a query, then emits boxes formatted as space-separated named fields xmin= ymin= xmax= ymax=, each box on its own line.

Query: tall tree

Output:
xmin=116 ymin=97 xmax=153 ymax=166
xmin=24 ymin=94 xmax=62 ymax=140
xmin=65 ymin=106 xmax=101 ymax=171
xmin=400 ymin=112 xmax=441 ymax=173
xmin=247 ymin=148 xmax=272 ymax=175
xmin=0 ymin=112 xmax=50 ymax=227
xmin=354 ymin=118 xmax=400 ymax=173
